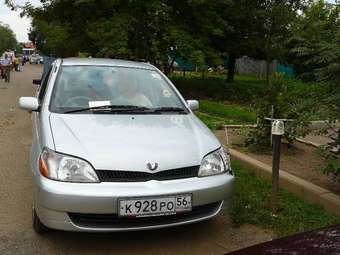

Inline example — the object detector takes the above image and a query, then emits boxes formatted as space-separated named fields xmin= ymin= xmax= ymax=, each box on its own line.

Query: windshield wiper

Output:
xmin=64 ymin=105 xmax=151 ymax=114
xmin=151 ymin=107 xmax=187 ymax=113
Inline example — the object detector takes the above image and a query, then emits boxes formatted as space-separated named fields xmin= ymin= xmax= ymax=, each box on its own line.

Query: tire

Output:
xmin=32 ymin=207 xmax=49 ymax=234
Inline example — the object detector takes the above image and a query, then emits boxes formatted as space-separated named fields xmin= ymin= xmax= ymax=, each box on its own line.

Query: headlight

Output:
xmin=39 ymin=148 xmax=99 ymax=183
xmin=198 ymin=147 xmax=232 ymax=177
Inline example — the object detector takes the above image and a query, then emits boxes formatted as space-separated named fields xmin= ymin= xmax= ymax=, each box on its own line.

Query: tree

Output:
xmin=206 ymin=0 xmax=302 ymax=83
xmin=290 ymin=0 xmax=339 ymax=148
xmin=287 ymin=0 xmax=340 ymax=179
xmin=0 ymin=22 xmax=17 ymax=54
xmin=288 ymin=0 xmax=340 ymax=81
xmin=248 ymin=0 xmax=302 ymax=85
xmin=8 ymin=0 xmax=214 ymax=72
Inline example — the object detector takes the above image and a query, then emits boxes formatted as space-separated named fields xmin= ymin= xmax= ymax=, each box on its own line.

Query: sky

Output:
xmin=0 ymin=0 xmax=41 ymax=42
xmin=0 ymin=0 xmax=338 ymax=43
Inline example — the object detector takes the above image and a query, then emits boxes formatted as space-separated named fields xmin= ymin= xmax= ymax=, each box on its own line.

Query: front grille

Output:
xmin=68 ymin=202 xmax=222 ymax=229
xmin=95 ymin=166 xmax=199 ymax=182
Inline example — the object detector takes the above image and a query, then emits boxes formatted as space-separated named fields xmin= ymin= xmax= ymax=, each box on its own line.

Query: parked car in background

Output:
xmin=227 ymin=224 xmax=340 ymax=255
xmin=19 ymin=58 xmax=234 ymax=233
xmin=29 ymin=54 xmax=43 ymax=64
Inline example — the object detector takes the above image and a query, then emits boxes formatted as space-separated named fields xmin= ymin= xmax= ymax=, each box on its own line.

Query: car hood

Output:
xmin=49 ymin=113 xmax=220 ymax=171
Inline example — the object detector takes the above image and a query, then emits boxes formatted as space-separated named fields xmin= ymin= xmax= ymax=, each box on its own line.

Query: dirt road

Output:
xmin=0 ymin=65 xmax=272 ymax=255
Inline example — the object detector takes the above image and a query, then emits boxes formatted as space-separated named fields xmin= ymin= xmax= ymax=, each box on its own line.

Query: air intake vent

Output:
xmin=95 ymin=166 xmax=199 ymax=182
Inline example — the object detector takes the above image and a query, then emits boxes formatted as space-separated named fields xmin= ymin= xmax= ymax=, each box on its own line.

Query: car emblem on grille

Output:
xmin=147 ymin=162 xmax=158 ymax=171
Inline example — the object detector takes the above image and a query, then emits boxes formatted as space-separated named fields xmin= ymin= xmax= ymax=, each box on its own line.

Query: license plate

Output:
xmin=118 ymin=194 xmax=192 ymax=217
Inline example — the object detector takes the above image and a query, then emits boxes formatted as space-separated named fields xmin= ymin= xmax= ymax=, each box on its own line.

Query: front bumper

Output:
xmin=34 ymin=173 xmax=234 ymax=232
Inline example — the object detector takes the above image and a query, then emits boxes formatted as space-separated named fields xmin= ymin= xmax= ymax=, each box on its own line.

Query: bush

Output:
xmin=170 ymin=73 xmax=267 ymax=103
xmin=318 ymin=146 xmax=340 ymax=183
xmin=245 ymin=73 xmax=316 ymax=150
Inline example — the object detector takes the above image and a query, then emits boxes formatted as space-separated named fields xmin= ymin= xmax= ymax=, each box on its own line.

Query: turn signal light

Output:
xmin=39 ymin=155 xmax=48 ymax=178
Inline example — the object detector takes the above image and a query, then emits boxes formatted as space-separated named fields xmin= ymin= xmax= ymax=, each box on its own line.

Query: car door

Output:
xmin=30 ymin=65 xmax=53 ymax=173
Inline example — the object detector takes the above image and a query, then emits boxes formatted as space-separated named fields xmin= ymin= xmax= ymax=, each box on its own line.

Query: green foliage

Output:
xmin=170 ymin=73 xmax=267 ymax=103
xmin=289 ymin=0 xmax=340 ymax=81
xmin=87 ymin=16 xmax=129 ymax=58
xmin=0 ymin=22 xmax=17 ymax=54
xmin=7 ymin=0 xmax=302 ymax=79
xmin=289 ymin=0 xmax=340 ymax=152
xmin=230 ymin=160 xmax=340 ymax=237
xmin=30 ymin=20 xmax=70 ymax=57
xmin=16 ymin=0 xmax=223 ymax=70
xmin=245 ymin=73 xmax=317 ymax=150
xmin=318 ymin=146 xmax=340 ymax=183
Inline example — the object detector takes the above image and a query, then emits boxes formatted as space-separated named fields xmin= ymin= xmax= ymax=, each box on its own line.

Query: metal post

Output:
xmin=271 ymin=134 xmax=281 ymax=215
xmin=270 ymin=120 xmax=284 ymax=215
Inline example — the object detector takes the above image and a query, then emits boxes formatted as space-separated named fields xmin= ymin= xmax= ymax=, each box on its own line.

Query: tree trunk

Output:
xmin=266 ymin=57 xmax=271 ymax=87
xmin=169 ymin=57 xmax=176 ymax=74
xmin=227 ymin=54 xmax=236 ymax=83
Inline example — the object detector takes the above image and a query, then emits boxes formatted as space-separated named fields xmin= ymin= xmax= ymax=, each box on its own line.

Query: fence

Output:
xmin=235 ymin=56 xmax=294 ymax=78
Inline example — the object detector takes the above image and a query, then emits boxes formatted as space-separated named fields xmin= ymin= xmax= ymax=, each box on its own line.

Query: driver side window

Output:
xmin=38 ymin=66 xmax=53 ymax=103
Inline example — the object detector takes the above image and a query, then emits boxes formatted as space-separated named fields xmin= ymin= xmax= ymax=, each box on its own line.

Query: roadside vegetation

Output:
xmin=171 ymin=73 xmax=267 ymax=103
xmin=231 ymin=161 xmax=340 ymax=237
xmin=0 ymin=22 xmax=18 ymax=54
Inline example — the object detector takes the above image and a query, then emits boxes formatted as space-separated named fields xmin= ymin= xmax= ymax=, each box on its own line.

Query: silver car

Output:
xmin=19 ymin=58 xmax=234 ymax=233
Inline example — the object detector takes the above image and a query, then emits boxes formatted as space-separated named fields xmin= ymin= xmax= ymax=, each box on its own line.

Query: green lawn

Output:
xmin=170 ymin=72 xmax=262 ymax=128
xmin=199 ymin=100 xmax=256 ymax=123
xmin=231 ymin=160 xmax=340 ymax=237
xmin=193 ymin=100 xmax=256 ymax=129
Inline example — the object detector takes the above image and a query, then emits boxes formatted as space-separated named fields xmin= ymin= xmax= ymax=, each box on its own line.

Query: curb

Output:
xmin=223 ymin=125 xmax=257 ymax=129
xmin=229 ymin=148 xmax=340 ymax=217
xmin=296 ymin=138 xmax=322 ymax=148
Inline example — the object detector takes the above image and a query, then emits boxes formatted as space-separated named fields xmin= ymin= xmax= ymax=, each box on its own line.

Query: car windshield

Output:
xmin=50 ymin=66 xmax=185 ymax=113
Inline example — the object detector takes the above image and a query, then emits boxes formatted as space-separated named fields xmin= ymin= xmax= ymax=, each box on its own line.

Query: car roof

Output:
xmin=61 ymin=58 xmax=156 ymax=70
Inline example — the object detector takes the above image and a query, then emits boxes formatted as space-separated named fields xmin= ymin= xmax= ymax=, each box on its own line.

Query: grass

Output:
xmin=230 ymin=160 xmax=340 ymax=237
xmin=170 ymin=72 xmax=264 ymax=128
xmin=193 ymin=100 xmax=256 ymax=130
xmin=195 ymin=112 xmax=240 ymax=130
xmin=199 ymin=100 xmax=256 ymax=123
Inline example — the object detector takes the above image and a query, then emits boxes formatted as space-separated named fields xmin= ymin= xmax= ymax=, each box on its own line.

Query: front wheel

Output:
xmin=32 ymin=207 xmax=49 ymax=234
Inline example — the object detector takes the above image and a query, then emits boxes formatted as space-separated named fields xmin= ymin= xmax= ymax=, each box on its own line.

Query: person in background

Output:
xmin=19 ymin=56 xmax=24 ymax=72
xmin=2 ymin=54 xmax=12 ymax=83
xmin=0 ymin=59 xmax=4 ymax=80
xmin=14 ymin=57 xmax=19 ymax=72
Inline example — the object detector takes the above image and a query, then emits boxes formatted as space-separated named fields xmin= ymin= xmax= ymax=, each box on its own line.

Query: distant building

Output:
xmin=21 ymin=42 xmax=36 ymax=56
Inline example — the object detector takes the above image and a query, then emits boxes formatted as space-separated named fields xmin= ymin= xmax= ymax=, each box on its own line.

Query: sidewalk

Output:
xmin=299 ymin=121 xmax=339 ymax=147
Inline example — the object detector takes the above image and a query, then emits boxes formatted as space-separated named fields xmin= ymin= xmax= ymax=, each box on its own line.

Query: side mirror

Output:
xmin=187 ymin=100 xmax=199 ymax=111
xmin=19 ymin=97 xmax=39 ymax=112
xmin=33 ymin=79 xmax=41 ymax=85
